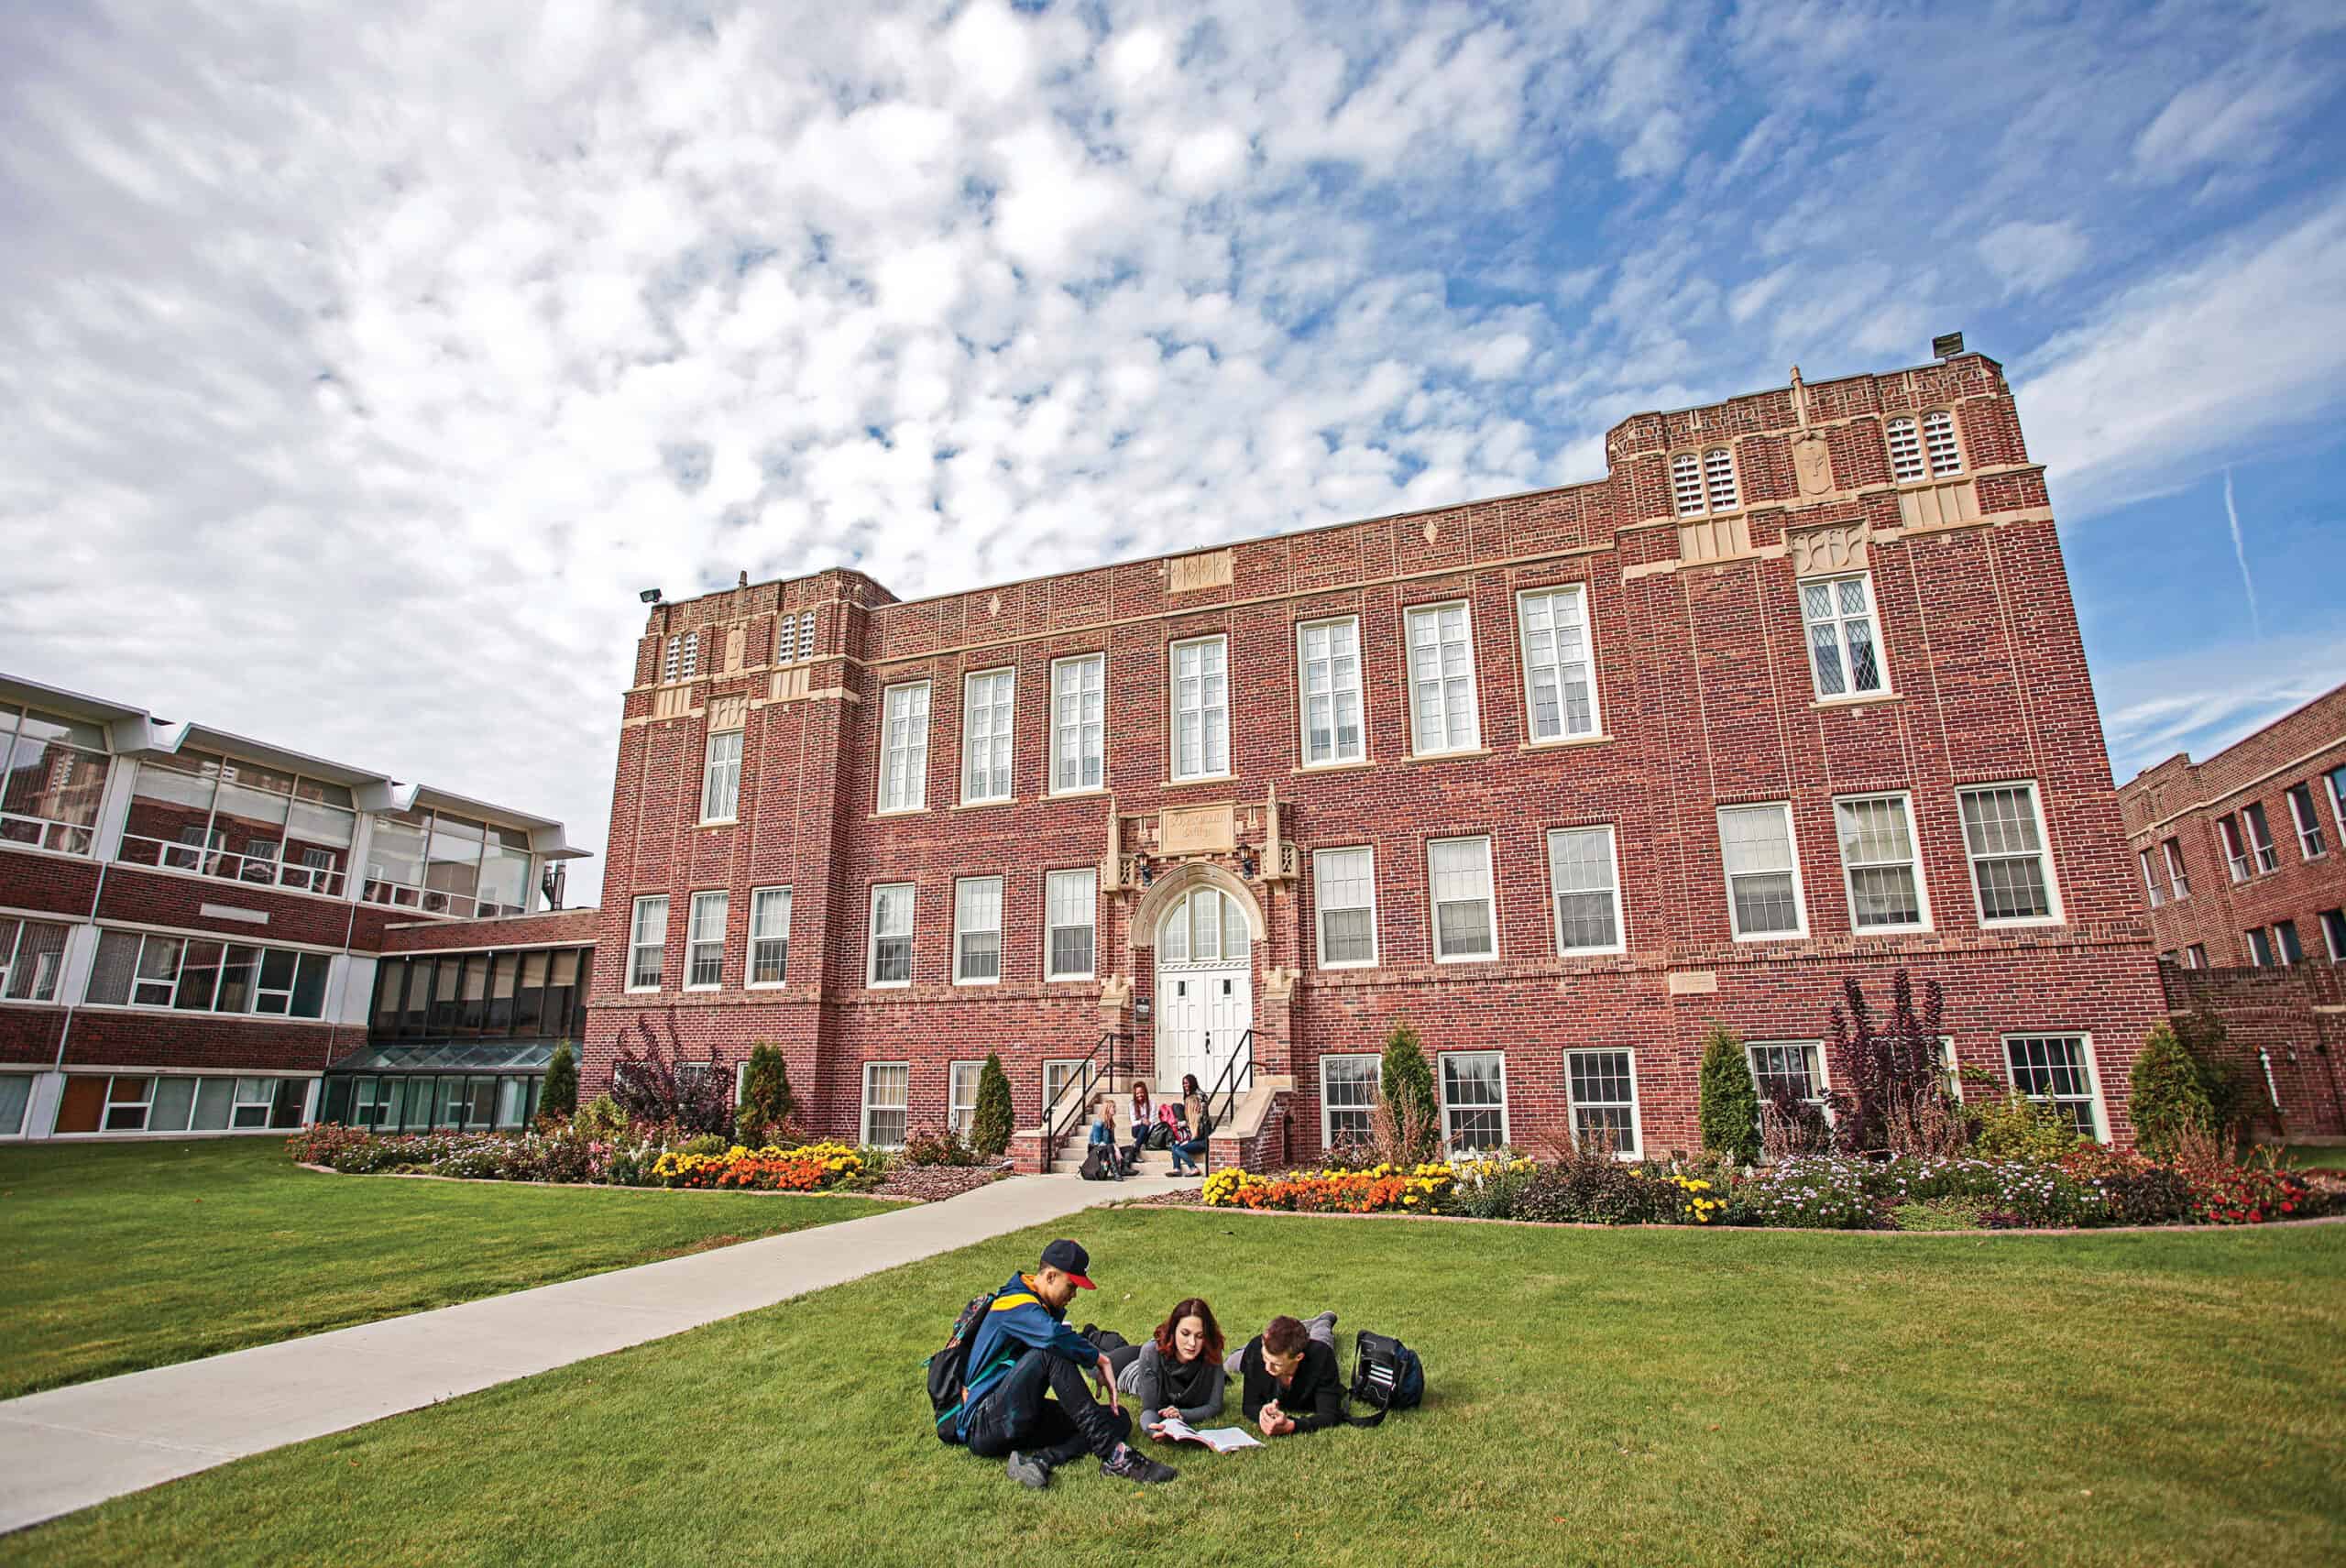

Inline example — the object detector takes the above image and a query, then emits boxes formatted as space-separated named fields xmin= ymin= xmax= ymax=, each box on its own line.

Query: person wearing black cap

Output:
xmin=955 ymin=1239 xmax=1180 ymax=1488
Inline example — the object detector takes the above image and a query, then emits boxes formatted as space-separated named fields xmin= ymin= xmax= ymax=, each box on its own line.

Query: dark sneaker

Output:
xmin=1102 ymin=1446 xmax=1178 ymax=1485
xmin=1006 ymin=1451 xmax=1052 ymax=1489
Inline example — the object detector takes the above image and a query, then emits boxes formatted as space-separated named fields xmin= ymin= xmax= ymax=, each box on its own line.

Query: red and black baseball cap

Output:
xmin=1040 ymin=1238 xmax=1096 ymax=1288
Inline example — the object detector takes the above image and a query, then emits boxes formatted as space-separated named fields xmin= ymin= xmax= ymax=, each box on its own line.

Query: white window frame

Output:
xmin=699 ymin=728 xmax=742 ymax=823
xmin=1438 ymin=1050 xmax=1509 ymax=1152
xmin=1671 ymin=446 xmax=1741 ymax=516
xmin=1834 ymin=793 xmax=1930 ymax=932
xmin=877 ymin=682 xmax=931 ymax=815
xmin=1426 ymin=835 xmax=1497 ymax=963
xmin=627 ymin=895 xmax=667 ymax=992
xmin=1319 ymin=1054 xmax=1381 ymax=1149
xmin=1564 ymin=1047 xmax=1641 ymax=1158
xmin=1516 ymin=586 xmax=1601 ymax=743
xmin=0 ymin=917 xmax=69 ymax=1003
xmin=2318 ymin=909 xmax=2346 ymax=962
xmin=662 ymin=630 xmax=699 ymax=684
xmin=2275 ymin=919 xmax=2305 ymax=966
xmin=1168 ymin=634 xmax=1231 ymax=782
xmin=2138 ymin=847 xmax=2165 ymax=909
xmin=1957 ymin=782 xmax=2062 ymax=927
xmin=1404 ymin=601 xmax=1482 ymax=757
xmin=685 ymin=891 xmax=727 ymax=991
xmin=1921 ymin=409 xmax=1963 ymax=476
xmin=1312 ymin=846 xmax=1378 ymax=970
xmin=748 ymin=886 xmax=791 ymax=988
xmin=2185 ymin=943 xmax=2207 ymax=970
xmin=0 ymin=1072 xmax=33 ymax=1138
xmin=952 ymin=875 xmax=1003 ymax=985
xmin=961 ymin=667 xmax=1015 ymax=805
xmin=2163 ymin=837 xmax=2191 ymax=901
xmin=2329 ymin=768 xmax=2346 ymax=854
xmin=948 ymin=1060 xmax=982 ymax=1136
xmin=1042 ymin=1059 xmax=1083 ymax=1122
xmin=1799 ymin=571 xmax=1890 ymax=699
xmin=1886 ymin=416 xmax=1925 ymax=483
xmin=1044 ymin=868 xmax=1097 ymax=981
xmin=1746 ymin=1040 xmax=1828 ymax=1106
xmin=861 ymin=1061 xmax=909 ymax=1149
xmin=1296 ymin=615 xmax=1365 ymax=767
xmin=1719 ymin=803 xmax=1809 ymax=940
xmin=2001 ymin=1033 xmax=2107 ymax=1142
xmin=2286 ymin=783 xmax=2327 ymax=860
xmin=1546 ymin=825 xmax=1625 ymax=956
xmin=2242 ymin=802 xmax=2278 ymax=873
xmin=868 ymin=883 xmax=915 ymax=988
xmin=1048 ymin=653 xmax=1106 ymax=795
xmin=2219 ymin=815 xmax=2252 ymax=883
xmin=2244 ymin=927 xmax=2274 ymax=967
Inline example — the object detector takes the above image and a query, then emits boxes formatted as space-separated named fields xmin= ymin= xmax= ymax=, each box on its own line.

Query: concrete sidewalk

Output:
xmin=0 ymin=1172 xmax=1187 ymax=1535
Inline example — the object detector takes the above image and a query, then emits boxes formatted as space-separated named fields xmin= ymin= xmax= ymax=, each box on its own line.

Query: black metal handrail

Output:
xmin=1199 ymin=1027 xmax=1255 ymax=1175
xmin=1047 ymin=1029 xmax=1126 ymax=1162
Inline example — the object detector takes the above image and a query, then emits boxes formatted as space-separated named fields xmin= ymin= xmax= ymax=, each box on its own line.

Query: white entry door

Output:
xmin=1154 ymin=886 xmax=1255 ymax=1098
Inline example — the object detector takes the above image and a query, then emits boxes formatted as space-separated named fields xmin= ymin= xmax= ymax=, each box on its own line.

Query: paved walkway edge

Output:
xmin=0 ymin=1173 xmax=1189 ymax=1536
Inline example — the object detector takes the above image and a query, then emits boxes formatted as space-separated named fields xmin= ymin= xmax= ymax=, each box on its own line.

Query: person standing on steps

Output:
xmin=956 ymin=1239 xmax=1179 ymax=1488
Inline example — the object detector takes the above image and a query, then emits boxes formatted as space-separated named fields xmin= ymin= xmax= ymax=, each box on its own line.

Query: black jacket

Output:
xmin=1238 ymin=1335 xmax=1343 ymax=1432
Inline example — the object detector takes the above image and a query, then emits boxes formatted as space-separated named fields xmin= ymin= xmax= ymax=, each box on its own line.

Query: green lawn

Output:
xmin=2283 ymin=1144 xmax=2346 ymax=1169
xmin=14 ymin=1209 xmax=2344 ymax=1566
xmin=0 ymin=1139 xmax=890 ymax=1399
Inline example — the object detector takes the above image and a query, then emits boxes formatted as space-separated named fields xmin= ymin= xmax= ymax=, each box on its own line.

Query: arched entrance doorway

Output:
xmin=1153 ymin=884 xmax=1253 ymax=1098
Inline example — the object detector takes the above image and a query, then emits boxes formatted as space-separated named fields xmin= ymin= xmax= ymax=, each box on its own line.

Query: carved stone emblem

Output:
xmin=1168 ymin=549 xmax=1233 ymax=593
xmin=1788 ymin=523 xmax=1868 ymax=577
xmin=1792 ymin=433 xmax=1833 ymax=497
xmin=1159 ymin=803 xmax=1235 ymax=855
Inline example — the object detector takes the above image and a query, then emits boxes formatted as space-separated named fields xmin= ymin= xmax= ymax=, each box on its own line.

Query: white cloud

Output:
xmin=1978 ymin=218 xmax=2089 ymax=297
xmin=2131 ymin=61 xmax=2328 ymax=184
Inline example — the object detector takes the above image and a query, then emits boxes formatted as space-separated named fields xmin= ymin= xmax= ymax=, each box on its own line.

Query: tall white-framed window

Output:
xmin=2138 ymin=848 xmax=2165 ymax=908
xmin=1565 ymin=1049 xmax=1640 ymax=1157
xmin=0 ymin=917 xmax=69 ymax=1003
xmin=862 ymin=1062 xmax=909 ymax=1147
xmin=1801 ymin=573 xmax=1887 ymax=698
xmin=1517 ymin=587 xmax=1600 ymax=742
xmin=2319 ymin=909 xmax=2346 ymax=962
xmin=1835 ymin=794 xmax=1928 ymax=930
xmin=869 ymin=883 xmax=915 ymax=987
xmin=1297 ymin=617 xmax=1365 ymax=766
xmin=1042 ymin=1059 xmax=1083 ymax=1121
xmin=2163 ymin=838 xmax=2191 ymax=901
xmin=2275 ymin=919 xmax=2305 ymax=966
xmin=700 ymin=729 xmax=743 ymax=823
xmin=1547 ymin=826 xmax=1624 ymax=954
xmin=1427 ymin=835 xmax=1496 ymax=961
xmin=628 ymin=895 xmax=667 ymax=992
xmin=1406 ymin=602 xmax=1480 ymax=756
xmin=1050 ymin=653 xmax=1105 ymax=794
xmin=2218 ymin=815 xmax=2252 ymax=883
xmin=2242 ymin=802 xmax=2278 ymax=873
xmin=748 ymin=886 xmax=791 ymax=986
xmin=1719 ymin=803 xmax=1806 ymax=939
xmin=1958 ymin=783 xmax=2059 ymax=925
xmin=2186 ymin=942 xmax=2207 ymax=969
xmin=878 ymin=682 xmax=930 ymax=814
xmin=953 ymin=876 xmax=1003 ymax=984
xmin=2286 ymin=783 xmax=2326 ymax=860
xmin=1320 ymin=1055 xmax=1380 ymax=1149
xmin=1312 ymin=846 xmax=1378 ymax=968
xmin=962 ymin=668 xmax=1015 ymax=804
xmin=2329 ymin=767 xmax=2346 ymax=850
xmin=1045 ymin=868 xmax=1096 ymax=981
xmin=1747 ymin=1041 xmax=1826 ymax=1105
xmin=948 ymin=1060 xmax=983 ymax=1135
xmin=2002 ymin=1035 xmax=2104 ymax=1141
xmin=685 ymin=892 xmax=728 ymax=990
xmin=0 ymin=1073 xmax=30 ymax=1136
xmin=1439 ymin=1051 xmax=1508 ymax=1151
xmin=1169 ymin=635 xmax=1230 ymax=780
xmin=663 ymin=631 xmax=699 ymax=683
xmin=2244 ymin=927 xmax=2275 ymax=967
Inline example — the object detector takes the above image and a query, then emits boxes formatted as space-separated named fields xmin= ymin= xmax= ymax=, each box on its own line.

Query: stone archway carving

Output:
xmin=1127 ymin=861 xmax=1265 ymax=948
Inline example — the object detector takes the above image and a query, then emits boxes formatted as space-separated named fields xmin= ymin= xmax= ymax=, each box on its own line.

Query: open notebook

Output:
xmin=1155 ymin=1419 xmax=1262 ymax=1453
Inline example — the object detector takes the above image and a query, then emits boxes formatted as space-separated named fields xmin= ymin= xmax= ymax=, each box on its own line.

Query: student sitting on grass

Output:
xmin=1235 ymin=1312 xmax=1344 ymax=1437
xmin=1115 ymin=1297 xmax=1227 ymax=1439
xmin=956 ymin=1239 xmax=1178 ymax=1488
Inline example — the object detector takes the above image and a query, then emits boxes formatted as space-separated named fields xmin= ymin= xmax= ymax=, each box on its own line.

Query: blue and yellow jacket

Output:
xmin=956 ymin=1272 xmax=1097 ymax=1436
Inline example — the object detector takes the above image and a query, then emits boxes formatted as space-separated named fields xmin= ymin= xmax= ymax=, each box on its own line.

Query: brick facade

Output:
xmin=2156 ymin=961 xmax=2346 ymax=1139
xmin=2117 ymin=683 xmax=2346 ymax=969
xmin=584 ymin=354 xmax=2167 ymax=1161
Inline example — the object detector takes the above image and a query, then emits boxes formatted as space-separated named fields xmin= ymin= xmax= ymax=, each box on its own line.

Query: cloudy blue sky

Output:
xmin=3 ymin=0 xmax=2342 ymax=904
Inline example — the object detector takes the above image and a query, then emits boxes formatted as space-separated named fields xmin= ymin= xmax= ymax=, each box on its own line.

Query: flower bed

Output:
xmin=650 ymin=1143 xmax=865 ymax=1190
xmin=288 ymin=1123 xmax=898 ymax=1196
xmin=1195 ymin=1144 xmax=2333 ymax=1232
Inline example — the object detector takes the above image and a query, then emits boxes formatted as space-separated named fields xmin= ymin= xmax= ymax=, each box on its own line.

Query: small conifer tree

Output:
xmin=1697 ymin=1023 xmax=1761 ymax=1167
xmin=735 ymin=1042 xmax=798 ymax=1145
xmin=971 ymin=1053 xmax=1014 ymax=1157
xmin=540 ymin=1042 xmax=578 ymax=1121
xmin=1377 ymin=1018 xmax=1441 ymax=1164
xmin=2129 ymin=1022 xmax=2215 ymax=1159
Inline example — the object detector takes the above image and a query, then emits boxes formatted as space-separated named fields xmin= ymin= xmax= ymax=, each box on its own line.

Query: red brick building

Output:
xmin=0 ymin=674 xmax=587 ymax=1140
xmin=2117 ymin=682 xmax=2346 ymax=970
xmin=584 ymin=352 xmax=2166 ymax=1166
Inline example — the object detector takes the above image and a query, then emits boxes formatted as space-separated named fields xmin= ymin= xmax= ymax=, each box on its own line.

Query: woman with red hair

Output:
xmin=1113 ymin=1297 xmax=1226 ymax=1440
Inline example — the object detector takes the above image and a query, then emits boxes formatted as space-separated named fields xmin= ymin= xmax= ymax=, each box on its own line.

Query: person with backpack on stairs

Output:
xmin=937 ymin=1239 xmax=1179 ymax=1489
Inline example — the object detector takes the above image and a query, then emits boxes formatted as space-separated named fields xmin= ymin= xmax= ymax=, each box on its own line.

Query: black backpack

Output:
xmin=1146 ymin=1123 xmax=1174 ymax=1150
xmin=925 ymin=1290 xmax=1003 ymax=1442
xmin=1342 ymin=1330 xmax=1425 ymax=1427
xmin=1079 ymin=1143 xmax=1116 ymax=1181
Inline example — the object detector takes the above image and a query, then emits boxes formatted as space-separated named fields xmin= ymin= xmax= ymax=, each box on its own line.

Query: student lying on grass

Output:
xmin=1109 ymin=1297 xmax=1226 ymax=1440
xmin=1233 ymin=1311 xmax=1343 ymax=1437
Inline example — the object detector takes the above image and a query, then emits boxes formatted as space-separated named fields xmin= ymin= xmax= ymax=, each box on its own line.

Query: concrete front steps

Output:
xmin=1013 ymin=1073 xmax=1298 ymax=1175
